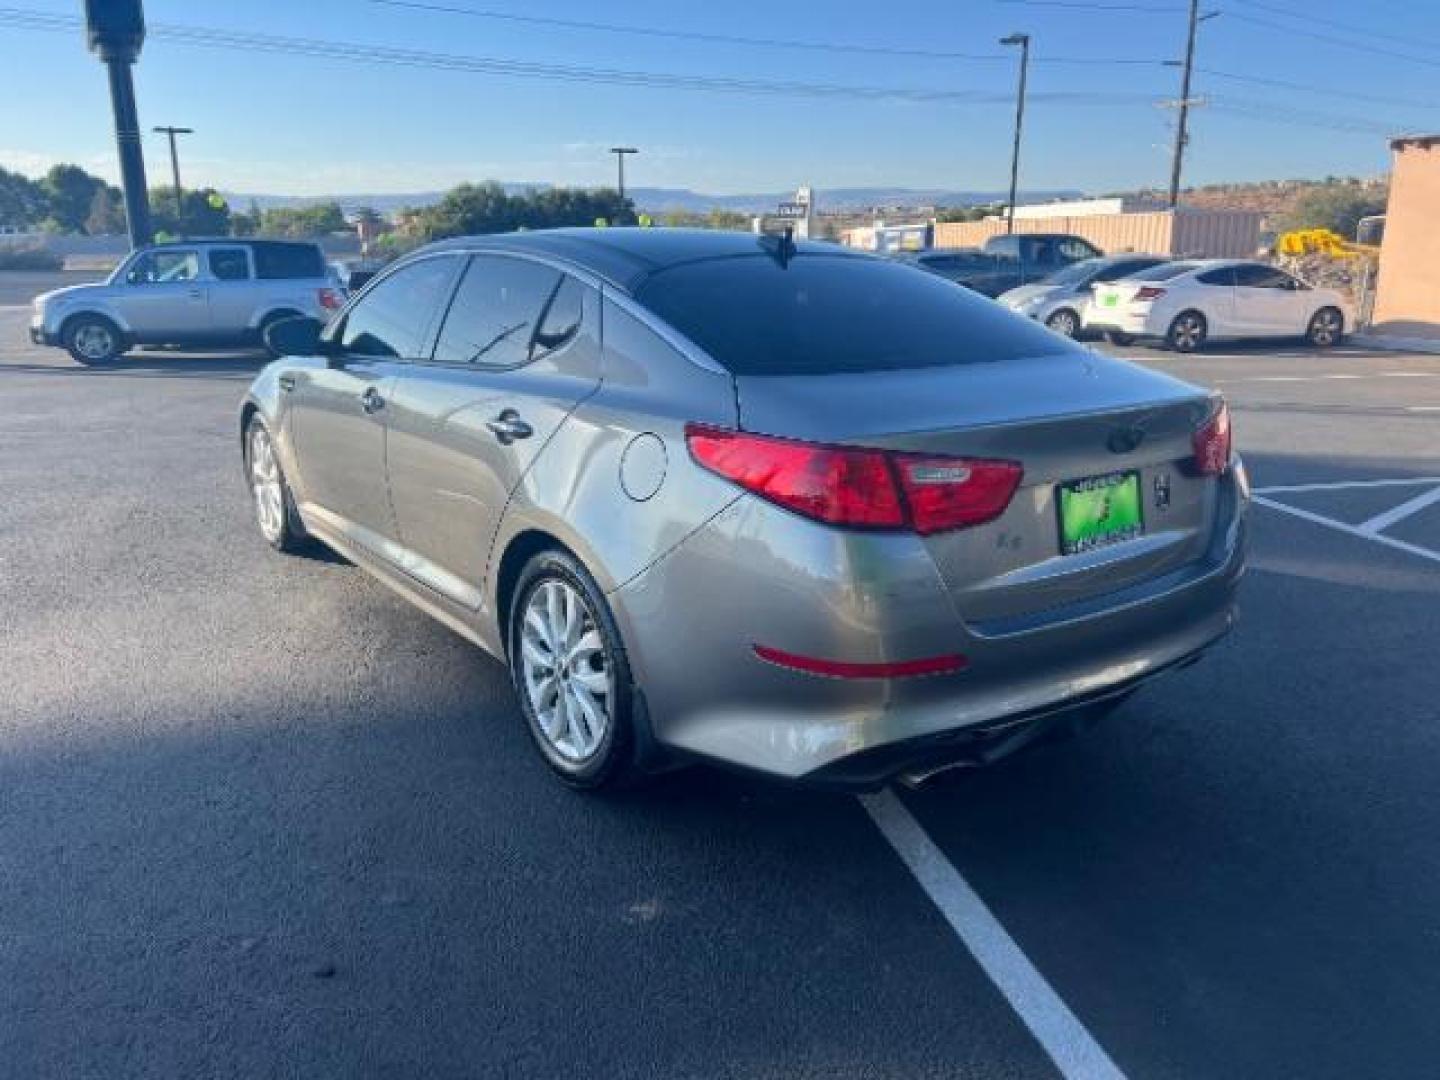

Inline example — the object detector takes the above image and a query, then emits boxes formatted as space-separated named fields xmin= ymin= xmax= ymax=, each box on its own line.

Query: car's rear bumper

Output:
xmin=612 ymin=459 xmax=1248 ymax=787
xmin=1082 ymin=310 xmax=1155 ymax=336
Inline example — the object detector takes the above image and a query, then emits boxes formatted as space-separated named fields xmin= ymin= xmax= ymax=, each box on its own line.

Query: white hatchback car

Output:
xmin=1081 ymin=260 xmax=1350 ymax=352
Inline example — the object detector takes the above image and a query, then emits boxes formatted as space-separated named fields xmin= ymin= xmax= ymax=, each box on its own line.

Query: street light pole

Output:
xmin=85 ymin=0 xmax=152 ymax=248
xmin=153 ymin=125 xmax=193 ymax=227
xmin=1000 ymin=33 xmax=1030 ymax=236
xmin=609 ymin=146 xmax=638 ymax=201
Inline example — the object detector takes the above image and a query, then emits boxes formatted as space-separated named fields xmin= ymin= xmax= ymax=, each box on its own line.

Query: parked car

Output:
xmin=904 ymin=233 xmax=1103 ymax=297
xmin=999 ymin=254 xmax=1170 ymax=337
xmin=1081 ymin=259 xmax=1351 ymax=352
xmin=242 ymin=228 xmax=1246 ymax=791
xmin=30 ymin=239 xmax=344 ymax=365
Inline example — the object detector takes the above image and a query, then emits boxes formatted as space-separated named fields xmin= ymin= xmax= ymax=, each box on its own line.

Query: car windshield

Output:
xmin=636 ymin=252 xmax=1075 ymax=375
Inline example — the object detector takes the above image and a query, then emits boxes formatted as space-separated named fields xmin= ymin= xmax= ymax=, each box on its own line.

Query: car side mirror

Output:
xmin=264 ymin=315 xmax=328 ymax=358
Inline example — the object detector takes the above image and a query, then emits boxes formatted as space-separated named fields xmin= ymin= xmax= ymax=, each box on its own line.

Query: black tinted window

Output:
xmin=340 ymin=257 xmax=457 ymax=359
xmin=1196 ymin=266 xmax=1237 ymax=287
xmin=253 ymin=242 xmax=325 ymax=280
xmin=1132 ymin=262 xmax=1198 ymax=282
xmin=433 ymin=256 xmax=561 ymax=368
xmin=1109 ymin=258 xmax=1162 ymax=278
xmin=988 ymin=236 xmax=1020 ymax=259
xmin=1233 ymin=264 xmax=1294 ymax=289
xmin=208 ymin=248 xmax=249 ymax=281
xmin=636 ymin=253 xmax=1076 ymax=376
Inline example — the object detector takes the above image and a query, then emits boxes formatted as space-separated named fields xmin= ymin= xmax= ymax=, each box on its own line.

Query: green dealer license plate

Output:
xmin=1057 ymin=471 xmax=1143 ymax=555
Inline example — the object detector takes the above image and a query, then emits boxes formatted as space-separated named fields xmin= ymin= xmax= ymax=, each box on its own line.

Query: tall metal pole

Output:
xmin=1168 ymin=0 xmax=1200 ymax=209
xmin=1000 ymin=34 xmax=1030 ymax=236
xmin=105 ymin=58 xmax=151 ymax=248
xmin=154 ymin=125 xmax=192 ymax=226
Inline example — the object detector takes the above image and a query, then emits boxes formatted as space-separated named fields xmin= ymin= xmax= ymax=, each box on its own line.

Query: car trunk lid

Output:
xmin=733 ymin=352 xmax=1219 ymax=624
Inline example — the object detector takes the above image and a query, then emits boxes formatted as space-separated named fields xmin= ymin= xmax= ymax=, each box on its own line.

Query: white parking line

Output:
xmin=1358 ymin=485 xmax=1440 ymax=535
xmin=861 ymin=790 xmax=1127 ymax=1080
xmin=1217 ymin=372 xmax=1440 ymax=385
xmin=1254 ymin=477 xmax=1440 ymax=495
xmin=1252 ymin=495 xmax=1440 ymax=566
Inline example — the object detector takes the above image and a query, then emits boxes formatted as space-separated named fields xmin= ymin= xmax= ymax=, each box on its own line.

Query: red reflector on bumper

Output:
xmin=752 ymin=644 xmax=968 ymax=679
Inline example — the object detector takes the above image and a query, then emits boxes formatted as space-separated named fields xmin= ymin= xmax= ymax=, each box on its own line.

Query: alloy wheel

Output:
xmin=1047 ymin=309 xmax=1078 ymax=337
xmin=1172 ymin=315 xmax=1204 ymax=351
xmin=519 ymin=579 xmax=612 ymax=763
xmin=73 ymin=323 xmax=116 ymax=361
xmin=1310 ymin=310 xmax=1342 ymax=346
xmin=248 ymin=425 xmax=286 ymax=544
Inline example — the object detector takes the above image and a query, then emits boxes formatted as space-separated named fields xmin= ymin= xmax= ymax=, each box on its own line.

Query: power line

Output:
xmin=1224 ymin=11 xmax=1440 ymax=70
xmin=368 ymin=0 xmax=1164 ymax=65
xmin=1238 ymin=0 xmax=1440 ymax=54
xmin=0 ymin=8 xmax=1161 ymax=107
xmin=993 ymin=0 xmax=1185 ymax=11
xmin=1197 ymin=67 xmax=1440 ymax=112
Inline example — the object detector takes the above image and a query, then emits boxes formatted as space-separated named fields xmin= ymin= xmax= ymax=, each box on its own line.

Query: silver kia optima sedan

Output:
xmin=241 ymin=228 xmax=1247 ymax=790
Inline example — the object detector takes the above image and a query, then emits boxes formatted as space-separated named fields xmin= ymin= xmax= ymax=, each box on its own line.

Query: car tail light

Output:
xmin=1191 ymin=399 xmax=1231 ymax=475
xmin=685 ymin=425 xmax=1023 ymax=535
xmin=318 ymin=287 xmax=343 ymax=311
xmin=1134 ymin=286 xmax=1167 ymax=301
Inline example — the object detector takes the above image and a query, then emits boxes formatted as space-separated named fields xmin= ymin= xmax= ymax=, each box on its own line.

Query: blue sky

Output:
xmin=0 ymin=0 xmax=1436 ymax=196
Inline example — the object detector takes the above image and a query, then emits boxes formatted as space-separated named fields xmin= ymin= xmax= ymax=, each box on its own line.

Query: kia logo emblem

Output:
xmin=1107 ymin=425 xmax=1146 ymax=454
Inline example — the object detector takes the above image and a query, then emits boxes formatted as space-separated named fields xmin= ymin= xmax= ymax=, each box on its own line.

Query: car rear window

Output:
xmin=634 ymin=253 xmax=1074 ymax=376
xmin=253 ymin=242 xmax=325 ymax=280
xmin=1127 ymin=262 xmax=1197 ymax=282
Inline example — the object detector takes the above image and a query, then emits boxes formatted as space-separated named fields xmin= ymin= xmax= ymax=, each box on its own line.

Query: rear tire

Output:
xmin=1166 ymin=311 xmax=1208 ymax=353
xmin=64 ymin=314 xmax=124 ymax=366
xmin=509 ymin=550 xmax=645 ymax=791
xmin=1045 ymin=308 xmax=1080 ymax=338
xmin=1306 ymin=306 xmax=1344 ymax=348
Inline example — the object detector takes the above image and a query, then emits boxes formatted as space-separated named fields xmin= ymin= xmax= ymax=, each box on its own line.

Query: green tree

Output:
xmin=1277 ymin=185 xmax=1387 ymax=240
xmin=412 ymin=183 xmax=635 ymax=241
xmin=0 ymin=166 xmax=47 ymax=231
xmin=84 ymin=185 xmax=125 ymax=235
xmin=259 ymin=201 xmax=347 ymax=237
xmin=40 ymin=164 xmax=108 ymax=233
xmin=148 ymin=186 xmax=231 ymax=237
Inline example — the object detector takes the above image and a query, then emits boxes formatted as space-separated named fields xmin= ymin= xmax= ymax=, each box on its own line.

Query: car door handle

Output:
xmin=278 ymin=374 xmax=296 ymax=392
xmin=486 ymin=410 xmax=533 ymax=444
xmin=360 ymin=386 xmax=385 ymax=414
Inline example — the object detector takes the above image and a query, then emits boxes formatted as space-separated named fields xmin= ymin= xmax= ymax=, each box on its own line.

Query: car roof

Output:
xmin=417 ymin=227 xmax=869 ymax=294
xmin=149 ymin=238 xmax=321 ymax=249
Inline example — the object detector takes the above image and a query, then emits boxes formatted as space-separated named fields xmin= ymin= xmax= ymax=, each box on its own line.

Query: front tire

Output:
xmin=1045 ymin=308 xmax=1080 ymax=338
xmin=64 ymin=314 xmax=124 ymax=366
xmin=1307 ymin=306 xmax=1344 ymax=348
xmin=509 ymin=550 xmax=643 ymax=790
xmin=244 ymin=416 xmax=310 ymax=553
xmin=1167 ymin=311 xmax=1208 ymax=353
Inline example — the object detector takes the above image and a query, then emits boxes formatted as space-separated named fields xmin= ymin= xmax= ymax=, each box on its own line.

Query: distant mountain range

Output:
xmin=222 ymin=186 xmax=1085 ymax=216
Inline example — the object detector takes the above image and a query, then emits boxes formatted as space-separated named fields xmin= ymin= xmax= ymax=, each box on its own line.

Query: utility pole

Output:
xmin=999 ymin=33 xmax=1030 ymax=236
xmin=84 ymin=0 xmax=152 ymax=248
xmin=1167 ymin=2 xmax=1219 ymax=209
xmin=153 ymin=125 xmax=193 ymax=227
xmin=609 ymin=147 xmax=638 ymax=201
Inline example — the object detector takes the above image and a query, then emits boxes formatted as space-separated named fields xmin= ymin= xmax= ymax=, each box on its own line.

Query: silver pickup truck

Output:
xmin=30 ymin=239 xmax=344 ymax=365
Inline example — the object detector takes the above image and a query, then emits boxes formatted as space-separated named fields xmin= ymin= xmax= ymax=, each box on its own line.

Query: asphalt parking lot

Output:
xmin=3 ymin=300 xmax=1439 ymax=1079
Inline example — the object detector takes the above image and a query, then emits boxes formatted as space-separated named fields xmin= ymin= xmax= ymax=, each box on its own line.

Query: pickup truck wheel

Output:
xmin=1045 ymin=308 xmax=1080 ymax=338
xmin=64 ymin=315 xmax=124 ymax=366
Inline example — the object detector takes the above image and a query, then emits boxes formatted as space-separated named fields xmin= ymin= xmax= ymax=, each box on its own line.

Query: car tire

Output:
xmin=63 ymin=314 xmax=125 ymax=366
xmin=1045 ymin=308 xmax=1081 ymax=338
xmin=244 ymin=415 xmax=311 ymax=554
xmin=1166 ymin=311 xmax=1208 ymax=353
xmin=259 ymin=310 xmax=304 ymax=360
xmin=1306 ymin=306 xmax=1345 ymax=348
xmin=509 ymin=549 xmax=645 ymax=791
xmin=1104 ymin=331 xmax=1135 ymax=347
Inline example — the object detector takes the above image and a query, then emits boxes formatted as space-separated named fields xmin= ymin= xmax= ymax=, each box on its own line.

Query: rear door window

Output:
xmin=253 ymin=242 xmax=326 ymax=280
xmin=431 ymin=255 xmax=562 ymax=368
xmin=1233 ymin=264 xmax=1295 ymax=289
xmin=208 ymin=248 xmax=250 ymax=281
xmin=339 ymin=256 xmax=459 ymax=359
xmin=635 ymin=252 xmax=1075 ymax=376
xmin=1196 ymin=266 xmax=1238 ymax=287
